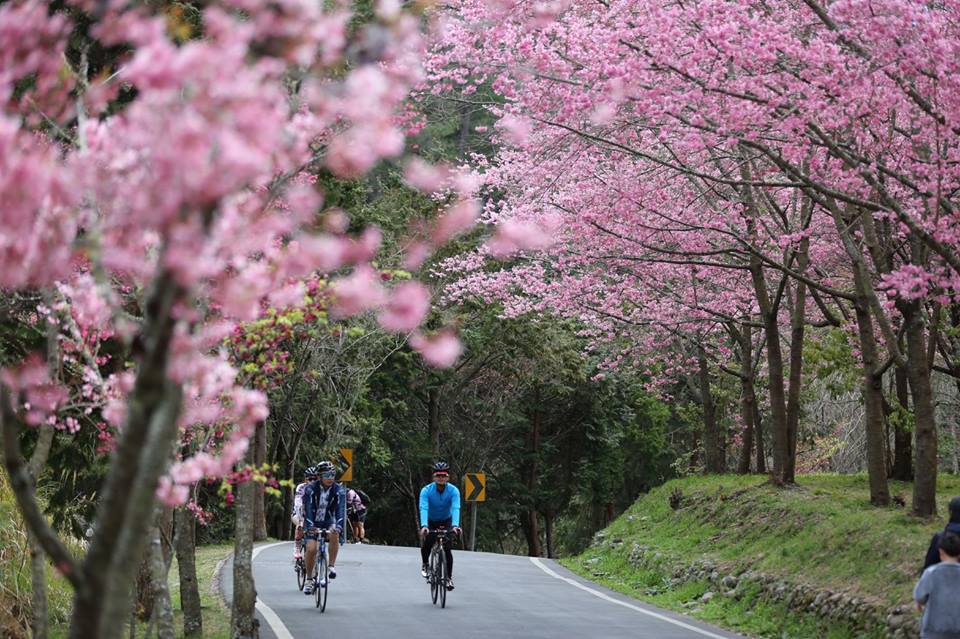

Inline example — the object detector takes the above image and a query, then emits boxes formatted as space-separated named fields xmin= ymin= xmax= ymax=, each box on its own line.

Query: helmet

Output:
xmin=432 ymin=461 xmax=450 ymax=474
xmin=950 ymin=496 xmax=960 ymax=523
xmin=316 ymin=460 xmax=336 ymax=475
xmin=303 ymin=465 xmax=316 ymax=477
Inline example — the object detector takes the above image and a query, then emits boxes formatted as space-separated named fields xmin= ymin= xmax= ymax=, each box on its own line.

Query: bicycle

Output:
xmin=294 ymin=537 xmax=307 ymax=591
xmin=426 ymin=528 xmax=457 ymax=608
xmin=306 ymin=527 xmax=331 ymax=612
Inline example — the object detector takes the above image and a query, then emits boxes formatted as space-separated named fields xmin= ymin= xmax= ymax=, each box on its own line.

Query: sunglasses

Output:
xmin=433 ymin=472 xmax=449 ymax=478
xmin=320 ymin=472 xmax=336 ymax=479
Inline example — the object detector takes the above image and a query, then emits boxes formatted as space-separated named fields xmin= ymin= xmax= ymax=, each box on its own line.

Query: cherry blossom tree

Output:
xmin=0 ymin=0 xmax=475 ymax=636
xmin=427 ymin=0 xmax=960 ymax=514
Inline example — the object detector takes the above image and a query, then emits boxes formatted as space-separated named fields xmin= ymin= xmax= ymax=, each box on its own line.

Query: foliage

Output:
xmin=803 ymin=328 xmax=861 ymax=399
xmin=0 ymin=473 xmax=77 ymax=638
xmin=566 ymin=473 xmax=960 ymax=612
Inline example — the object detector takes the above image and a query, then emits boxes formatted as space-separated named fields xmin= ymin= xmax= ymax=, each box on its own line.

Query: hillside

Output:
xmin=562 ymin=474 xmax=960 ymax=639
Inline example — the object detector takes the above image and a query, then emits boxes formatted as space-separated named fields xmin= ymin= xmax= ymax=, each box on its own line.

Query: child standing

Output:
xmin=914 ymin=531 xmax=960 ymax=639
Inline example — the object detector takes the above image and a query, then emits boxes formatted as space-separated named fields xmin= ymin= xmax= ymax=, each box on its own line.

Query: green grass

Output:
xmin=167 ymin=543 xmax=235 ymax=639
xmin=561 ymin=473 xmax=960 ymax=639
xmin=0 ymin=476 xmax=74 ymax=639
xmin=43 ymin=543 xmax=235 ymax=639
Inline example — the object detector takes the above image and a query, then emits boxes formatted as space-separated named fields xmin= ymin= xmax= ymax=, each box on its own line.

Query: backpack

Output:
xmin=356 ymin=488 xmax=371 ymax=507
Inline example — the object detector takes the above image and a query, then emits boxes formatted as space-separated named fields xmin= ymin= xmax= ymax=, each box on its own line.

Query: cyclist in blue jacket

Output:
xmin=419 ymin=461 xmax=461 ymax=590
xmin=303 ymin=460 xmax=346 ymax=595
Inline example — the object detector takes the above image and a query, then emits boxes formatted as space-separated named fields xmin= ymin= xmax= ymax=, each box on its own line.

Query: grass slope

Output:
xmin=0 ymin=475 xmax=74 ymax=638
xmin=562 ymin=473 xmax=960 ymax=639
xmin=43 ymin=543 xmax=235 ymax=638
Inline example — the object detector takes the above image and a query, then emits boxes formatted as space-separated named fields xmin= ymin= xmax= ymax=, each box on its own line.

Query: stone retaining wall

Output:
xmin=590 ymin=531 xmax=919 ymax=638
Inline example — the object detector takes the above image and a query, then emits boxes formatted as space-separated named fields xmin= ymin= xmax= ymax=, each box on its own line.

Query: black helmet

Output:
xmin=950 ymin=496 xmax=960 ymax=523
xmin=432 ymin=461 xmax=450 ymax=474
xmin=304 ymin=465 xmax=316 ymax=477
xmin=316 ymin=460 xmax=336 ymax=475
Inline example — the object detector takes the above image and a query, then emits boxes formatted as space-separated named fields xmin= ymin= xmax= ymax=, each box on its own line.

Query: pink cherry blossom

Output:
xmin=331 ymin=266 xmax=387 ymax=317
xmin=378 ymin=281 xmax=432 ymax=332
xmin=409 ymin=330 xmax=463 ymax=367
xmin=433 ymin=198 xmax=479 ymax=243
xmin=156 ymin=476 xmax=190 ymax=507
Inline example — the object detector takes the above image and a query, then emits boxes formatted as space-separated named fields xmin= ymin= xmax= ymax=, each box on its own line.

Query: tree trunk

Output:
xmin=149 ymin=519 xmax=175 ymax=639
xmin=281 ymin=427 xmax=306 ymax=540
xmin=68 ymin=270 xmax=185 ymax=639
xmin=754 ymin=402 xmax=766 ymax=473
xmin=900 ymin=299 xmax=938 ymax=517
xmin=428 ymin=386 xmax=441 ymax=460
xmin=752 ymin=265 xmax=790 ymax=484
xmin=27 ymin=423 xmax=55 ymax=639
xmin=135 ymin=549 xmax=153 ymax=623
xmin=29 ymin=316 xmax=59 ymax=639
xmin=736 ymin=326 xmax=756 ymax=474
xmin=230 ymin=455 xmax=259 ymax=639
xmin=252 ymin=420 xmax=268 ymax=541
xmin=784 ymin=272 xmax=808 ymax=482
xmin=852 ymin=267 xmax=891 ymax=506
xmin=698 ymin=347 xmax=722 ymax=473
xmin=521 ymin=391 xmax=542 ymax=557
xmin=174 ymin=506 xmax=202 ymax=638
xmin=544 ymin=509 xmax=554 ymax=559
xmin=890 ymin=366 xmax=914 ymax=480
xmin=740 ymin=164 xmax=788 ymax=483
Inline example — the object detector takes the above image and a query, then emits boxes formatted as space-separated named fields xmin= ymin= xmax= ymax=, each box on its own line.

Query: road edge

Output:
xmin=530 ymin=557 xmax=745 ymax=639
xmin=216 ymin=540 xmax=294 ymax=639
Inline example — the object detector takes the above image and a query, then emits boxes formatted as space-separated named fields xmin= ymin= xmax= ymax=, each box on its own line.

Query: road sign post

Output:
xmin=469 ymin=502 xmax=478 ymax=551
xmin=463 ymin=472 xmax=486 ymax=551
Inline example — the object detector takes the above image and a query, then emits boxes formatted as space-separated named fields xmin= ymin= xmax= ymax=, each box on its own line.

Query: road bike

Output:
xmin=426 ymin=528 xmax=457 ymax=608
xmin=293 ymin=536 xmax=307 ymax=591
xmin=307 ymin=527 xmax=331 ymax=612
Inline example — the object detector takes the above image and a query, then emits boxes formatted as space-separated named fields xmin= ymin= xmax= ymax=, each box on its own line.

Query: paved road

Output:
xmin=220 ymin=541 xmax=745 ymax=639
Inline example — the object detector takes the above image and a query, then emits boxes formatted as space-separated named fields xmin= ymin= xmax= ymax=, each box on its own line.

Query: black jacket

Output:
xmin=923 ymin=521 xmax=960 ymax=570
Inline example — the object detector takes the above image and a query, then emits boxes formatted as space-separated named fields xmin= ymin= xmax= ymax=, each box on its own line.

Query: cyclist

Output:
xmin=419 ymin=461 xmax=461 ymax=590
xmin=303 ymin=460 xmax=346 ymax=596
xmin=292 ymin=466 xmax=316 ymax=564
xmin=346 ymin=487 xmax=368 ymax=543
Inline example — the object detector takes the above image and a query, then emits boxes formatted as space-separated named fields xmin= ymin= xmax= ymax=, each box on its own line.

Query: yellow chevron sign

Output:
xmin=338 ymin=448 xmax=353 ymax=482
xmin=464 ymin=472 xmax=486 ymax=502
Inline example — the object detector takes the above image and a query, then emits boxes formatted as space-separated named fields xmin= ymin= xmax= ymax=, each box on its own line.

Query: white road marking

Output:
xmin=529 ymin=557 xmax=731 ymax=639
xmin=252 ymin=541 xmax=296 ymax=639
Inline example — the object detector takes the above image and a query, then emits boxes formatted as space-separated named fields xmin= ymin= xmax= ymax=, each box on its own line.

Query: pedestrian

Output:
xmin=346 ymin=486 xmax=369 ymax=543
xmin=923 ymin=496 xmax=960 ymax=570
xmin=914 ymin=531 xmax=960 ymax=639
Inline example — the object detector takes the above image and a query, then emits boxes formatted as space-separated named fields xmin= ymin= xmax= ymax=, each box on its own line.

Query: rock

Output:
xmin=585 ymin=557 xmax=601 ymax=565
xmin=721 ymin=575 xmax=738 ymax=589
xmin=701 ymin=591 xmax=715 ymax=603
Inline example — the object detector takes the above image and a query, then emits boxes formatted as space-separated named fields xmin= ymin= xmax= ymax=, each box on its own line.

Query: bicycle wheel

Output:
xmin=296 ymin=557 xmax=306 ymax=591
xmin=439 ymin=544 xmax=447 ymax=609
xmin=316 ymin=552 xmax=329 ymax=612
xmin=429 ymin=547 xmax=441 ymax=604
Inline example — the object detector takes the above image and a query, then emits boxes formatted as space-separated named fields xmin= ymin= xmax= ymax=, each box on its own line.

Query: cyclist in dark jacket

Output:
xmin=302 ymin=460 xmax=346 ymax=595
xmin=923 ymin=496 xmax=960 ymax=571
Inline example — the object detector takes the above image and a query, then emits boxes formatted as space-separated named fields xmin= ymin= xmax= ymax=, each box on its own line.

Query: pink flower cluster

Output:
xmin=0 ymin=0 xmax=474 ymax=509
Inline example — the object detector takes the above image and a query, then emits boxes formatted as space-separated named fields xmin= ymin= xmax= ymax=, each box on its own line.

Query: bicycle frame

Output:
xmin=427 ymin=529 xmax=456 ymax=608
xmin=307 ymin=527 xmax=331 ymax=612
